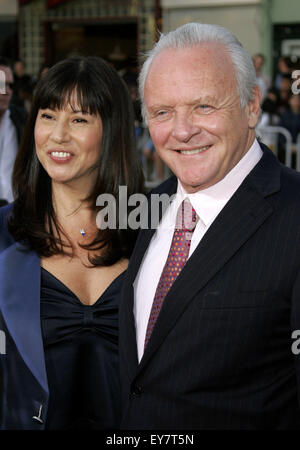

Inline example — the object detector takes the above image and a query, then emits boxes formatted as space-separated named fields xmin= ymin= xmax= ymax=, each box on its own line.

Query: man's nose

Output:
xmin=171 ymin=113 xmax=201 ymax=142
xmin=50 ymin=120 xmax=70 ymax=143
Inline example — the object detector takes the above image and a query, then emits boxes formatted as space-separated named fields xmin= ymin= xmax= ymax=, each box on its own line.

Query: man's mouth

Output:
xmin=177 ymin=145 xmax=211 ymax=155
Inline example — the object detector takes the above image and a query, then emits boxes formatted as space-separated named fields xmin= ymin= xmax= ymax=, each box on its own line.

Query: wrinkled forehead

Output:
xmin=145 ymin=44 xmax=237 ymax=98
xmin=148 ymin=43 xmax=235 ymax=81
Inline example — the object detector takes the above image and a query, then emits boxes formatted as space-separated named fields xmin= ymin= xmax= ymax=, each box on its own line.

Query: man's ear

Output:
xmin=247 ymin=85 xmax=261 ymax=129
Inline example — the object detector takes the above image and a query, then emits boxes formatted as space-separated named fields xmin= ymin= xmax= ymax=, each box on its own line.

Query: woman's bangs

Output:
xmin=38 ymin=80 xmax=100 ymax=115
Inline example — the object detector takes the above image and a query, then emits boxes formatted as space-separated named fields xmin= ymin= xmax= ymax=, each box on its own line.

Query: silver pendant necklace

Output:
xmin=80 ymin=228 xmax=86 ymax=237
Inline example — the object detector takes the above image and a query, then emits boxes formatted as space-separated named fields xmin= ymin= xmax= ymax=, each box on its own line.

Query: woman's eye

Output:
xmin=73 ymin=118 xmax=88 ymax=123
xmin=41 ymin=113 xmax=53 ymax=119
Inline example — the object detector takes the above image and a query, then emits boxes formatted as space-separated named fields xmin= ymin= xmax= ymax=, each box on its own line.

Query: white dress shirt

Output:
xmin=134 ymin=139 xmax=263 ymax=361
xmin=0 ymin=109 xmax=18 ymax=202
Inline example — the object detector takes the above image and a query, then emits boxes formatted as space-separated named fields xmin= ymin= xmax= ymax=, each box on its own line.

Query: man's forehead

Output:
xmin=146 ymin=45 xmax=235 ymax=91
xmin=147 ymin=44 xmax=233 ymax=83
xmin=155 ymin=42 xmax=229 ymax=61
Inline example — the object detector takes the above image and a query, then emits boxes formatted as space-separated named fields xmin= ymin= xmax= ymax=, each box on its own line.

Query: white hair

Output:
xmin=139 ymin=22 xmax=258 ymax=121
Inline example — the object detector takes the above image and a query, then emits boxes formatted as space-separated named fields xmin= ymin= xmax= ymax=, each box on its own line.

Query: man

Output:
xmin=119 ymin=23 xmax=300 ymax=429
xmin=0 ymin=57 xmax=26 ymax=204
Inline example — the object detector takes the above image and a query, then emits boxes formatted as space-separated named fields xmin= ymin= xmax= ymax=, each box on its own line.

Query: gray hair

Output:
xmin=139 ymin=22 xmax=257 ymax=121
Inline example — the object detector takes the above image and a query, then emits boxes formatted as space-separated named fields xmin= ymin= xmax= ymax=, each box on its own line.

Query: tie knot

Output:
xmin=175 ymin=198 xmax=198 ymax=231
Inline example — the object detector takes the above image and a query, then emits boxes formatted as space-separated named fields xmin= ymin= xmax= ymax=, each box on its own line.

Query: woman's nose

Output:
xmin=50 ymin=120 xmax=70 ymax=143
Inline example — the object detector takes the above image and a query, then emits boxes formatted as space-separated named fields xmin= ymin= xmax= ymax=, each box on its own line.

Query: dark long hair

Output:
xmin=8 ymin=56 xmax=144 ymax=265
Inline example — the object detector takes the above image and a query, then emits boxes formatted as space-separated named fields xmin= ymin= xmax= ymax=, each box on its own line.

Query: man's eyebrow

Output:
xmin=147 ymin=104 xmax=170 ymax=111
xmin=190 ymin=96 xmax=217 ymax=105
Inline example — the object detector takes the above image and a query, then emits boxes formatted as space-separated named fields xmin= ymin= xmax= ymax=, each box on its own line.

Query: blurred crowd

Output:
xmin=255 ymin=54 xmax=300 ymax=168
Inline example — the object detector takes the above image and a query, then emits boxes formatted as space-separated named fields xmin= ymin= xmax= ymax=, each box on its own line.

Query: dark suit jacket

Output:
xmin=0 ymin=204 xmax=48 ymax=430
xmin=9 ymin=104 xmax=27 ymax=144
xmin=119 ymin=145 xmax=300 ymax=429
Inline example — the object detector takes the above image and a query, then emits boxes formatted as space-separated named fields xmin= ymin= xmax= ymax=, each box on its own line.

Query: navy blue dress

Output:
xmin=40 ymin=267 xmax=124 ymax=429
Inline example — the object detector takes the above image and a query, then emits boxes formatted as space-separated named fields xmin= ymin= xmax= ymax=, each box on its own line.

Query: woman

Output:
xmin=0 ymin=56 xmax=144 ymax=429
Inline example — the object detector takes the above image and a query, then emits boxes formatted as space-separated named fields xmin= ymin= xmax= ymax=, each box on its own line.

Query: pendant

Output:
xmin=80 ymin=228 xmax=86 ymax=237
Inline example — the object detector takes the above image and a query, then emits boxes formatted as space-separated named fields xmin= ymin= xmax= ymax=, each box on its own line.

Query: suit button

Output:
xmin=130 ymin=385 xmax=143 ymax=399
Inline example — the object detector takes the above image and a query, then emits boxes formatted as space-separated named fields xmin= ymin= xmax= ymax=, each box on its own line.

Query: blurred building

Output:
xmin=17 ymin=0 xmax=161 ymax=76
xmin=15 ymin=0 xmax=300 ymax=79
xmin=0 ymin=0 xmax=18 ymax=61
xmin=161 ymin=0 xmax=300 ymax=80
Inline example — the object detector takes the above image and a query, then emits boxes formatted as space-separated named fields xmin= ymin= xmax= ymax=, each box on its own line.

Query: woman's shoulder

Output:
xmin=0 ymin=203 xmax=15 ymax=252
xmin=0 ymin=202 xmax=14 ymax=226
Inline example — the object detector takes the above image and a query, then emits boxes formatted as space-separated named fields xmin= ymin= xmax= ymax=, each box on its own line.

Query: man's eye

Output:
xmin=154 ymin=110 xmax=170 ymax=120
xmin=196 ymin=105 xmax=213 ymax=114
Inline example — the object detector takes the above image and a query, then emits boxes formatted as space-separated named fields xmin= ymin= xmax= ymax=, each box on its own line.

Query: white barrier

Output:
xmin=297 ymin=133 xmax=300 ymax=172
xmin=0 ymin=69 xmax=5 ymax=95
xmin=257 ymin=126 xmax=293 ymax=168
xmin=0 ymin=330 xmax=6 ymax=355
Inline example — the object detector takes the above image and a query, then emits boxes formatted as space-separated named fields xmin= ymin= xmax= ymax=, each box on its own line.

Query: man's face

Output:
xmin=144 ymin=45 xmax=260 ymax=193
xmin=0 ymin=65 xmax=13 ymax=114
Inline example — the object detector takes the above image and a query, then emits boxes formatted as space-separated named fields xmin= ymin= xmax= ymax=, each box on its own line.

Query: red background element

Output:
xmin=46 ymin=0 xmax=70 ymax=7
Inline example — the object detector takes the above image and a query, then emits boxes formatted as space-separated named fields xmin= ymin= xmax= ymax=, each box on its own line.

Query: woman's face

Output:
xmin=34 ymin=96 xmax=103 ymax=190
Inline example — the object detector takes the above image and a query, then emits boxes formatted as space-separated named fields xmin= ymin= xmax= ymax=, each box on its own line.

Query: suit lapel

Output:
xmin=137 ymin=147 xmax=281 ymax=374
xmin=0 ymin=243 xmax=48 ymax=394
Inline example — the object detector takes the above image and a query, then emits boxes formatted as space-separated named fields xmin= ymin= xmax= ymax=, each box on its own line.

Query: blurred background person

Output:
xmin=0 ymin=57 xmax=27 ymax=204
xmin=13 ymin=59 xmax=25 ymax=79
xmin=37 ymin=63 xmax=50 ymax=81
xmin=256 ymin=87 xmax=281 ymax=150
xmin=0 ymin=56 xmax=144 ymax=430
xmin=279 ymin=94 xmax=300 ymax=168
xmin=11 ymin=58 xmax=34 ymax=111
xmin=275 ymin=56 xmax=293 ymax=90
xmin=253 ymin=53 xmax=270 ymax=102
xmin=278 ymin=73 xmax=292 ymax=115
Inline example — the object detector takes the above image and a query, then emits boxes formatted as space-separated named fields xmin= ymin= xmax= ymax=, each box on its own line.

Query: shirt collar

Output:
xmin=176 ymin=139 xmax=263 ymax=227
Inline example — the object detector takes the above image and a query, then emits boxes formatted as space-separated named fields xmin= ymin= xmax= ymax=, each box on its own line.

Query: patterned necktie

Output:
xmin=144 ymin=198 xmax=198 ymax=349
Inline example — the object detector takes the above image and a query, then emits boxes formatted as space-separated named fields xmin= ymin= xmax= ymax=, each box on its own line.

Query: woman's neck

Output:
xmin=51 ymin=181 xmax=96 ymax=227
